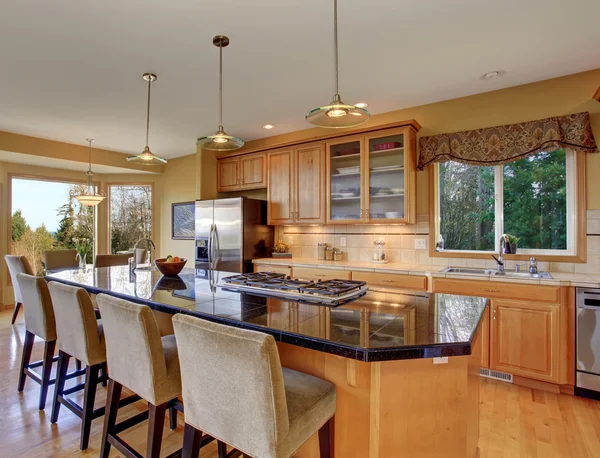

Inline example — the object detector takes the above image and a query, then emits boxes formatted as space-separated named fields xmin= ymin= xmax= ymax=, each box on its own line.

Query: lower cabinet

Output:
xmin=293 ymin=267 xmax=351 ymax=281
xmin=489 ymin=299 xmax=560 ymax=383
xmin=351 ymin=271 xmax=427 ymax=291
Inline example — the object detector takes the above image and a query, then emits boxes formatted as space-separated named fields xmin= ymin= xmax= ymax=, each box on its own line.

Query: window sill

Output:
xmin=429 ymin=249 xmax=586 ymax=264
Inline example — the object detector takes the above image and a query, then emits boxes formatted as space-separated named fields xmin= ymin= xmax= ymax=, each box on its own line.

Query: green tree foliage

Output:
xmin=11 ymin=210 xmax=29 ymax=241
xmin=12 ymin=224 xmax=56 ymax=275
xmin=55 ymin=203 xmax=76 ymax=248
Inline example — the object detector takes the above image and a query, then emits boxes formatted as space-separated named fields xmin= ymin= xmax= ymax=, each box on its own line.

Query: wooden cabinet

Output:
xmin=326 ymin=126 xmax=417 ymax=224
xmin=481 ymin=304 xmax=490 ymax=369
xmin=432 ymin=278 xmax=560 ymax=303
xmin=490 ymin=299 xmax=560 ymax=383
xmin=217 ymin=153 xmax=267 ymax=192
xmin=351 ymin=271 xmax=427 ymax=291
xmin=293 ymin=267 xmax=351 ymax=281
xmin=267 ymin=143 xmax=325 ymax=225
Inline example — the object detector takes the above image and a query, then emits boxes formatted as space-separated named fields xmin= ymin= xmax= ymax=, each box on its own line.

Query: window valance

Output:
xmin=417 ymin=112 xmax=598 ymax=170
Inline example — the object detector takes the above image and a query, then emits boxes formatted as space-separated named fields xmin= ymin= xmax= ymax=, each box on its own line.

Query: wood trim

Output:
xmin=512 ymin=375 xmax=560 ymax=394
xmin=594 ymin=84 xmax=600 ymax=102
xmin=564 ymin=286 xmax=576 ymax=386
xmin=428 ymin=152 xmax=587 ymax=263
xmin=215 ymin=119 xmax=422 ymax=159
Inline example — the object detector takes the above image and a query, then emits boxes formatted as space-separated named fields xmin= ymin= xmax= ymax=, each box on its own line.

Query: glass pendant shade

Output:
xmin=197 ymin=35 xmax=244 ymax=151
xmin=76 ymin=138 xmax=106 ymax=207
xmin=197 ymin=126 xmax=244 ymax=151
xmin=127 ymin=73 xmax=167 ymax=165
xmin=306 ymin=0 xmax=370 ymax=128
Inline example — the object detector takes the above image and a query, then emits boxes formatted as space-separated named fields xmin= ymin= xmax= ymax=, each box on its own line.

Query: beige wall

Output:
xmin=207 ymin=68 xmax=600 ymax=211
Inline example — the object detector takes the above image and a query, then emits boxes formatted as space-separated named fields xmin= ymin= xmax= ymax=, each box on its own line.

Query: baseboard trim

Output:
xmin=512 ymin=375 xmax=560 ymax=394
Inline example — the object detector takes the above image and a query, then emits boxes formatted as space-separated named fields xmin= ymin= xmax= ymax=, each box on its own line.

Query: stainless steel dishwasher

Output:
xmin=576 ymin=288 xmax=600 ymax=398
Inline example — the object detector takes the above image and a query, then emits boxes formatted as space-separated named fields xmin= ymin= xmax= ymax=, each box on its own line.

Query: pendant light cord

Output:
xmin=145 ymin=77 xmax=152 ymax=148
xmin=218 ymin=41 xmax=223 ymax=129
xmin=333 ymin=0 xmax=339 ymax=97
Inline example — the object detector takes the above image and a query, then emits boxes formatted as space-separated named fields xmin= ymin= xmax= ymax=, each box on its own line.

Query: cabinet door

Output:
xmin=364 ymin=127 xmax=415 ymax=224
xmin=218 ymin=158 xmax=240 ymax=192
xmin=326 ymin=135 xmax=365 ymax=224
xmin=240 ymin=153 xmax=267 ymax=190
xmin=490 ymin=299 xmax=559 ymax=383
xmin=295 ymin=144 xmax=325 ymax=224
xmin=267 ymin=149 xmax=295 ymax=225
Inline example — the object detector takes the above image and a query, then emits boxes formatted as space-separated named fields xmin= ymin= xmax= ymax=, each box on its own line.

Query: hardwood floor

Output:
xmin=1 ymin=309 xmax=599 ymax=457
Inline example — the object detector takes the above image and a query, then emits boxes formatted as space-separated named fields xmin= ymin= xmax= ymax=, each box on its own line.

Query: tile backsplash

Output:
xmin=275 ymin=210 xmax=600 ymax=273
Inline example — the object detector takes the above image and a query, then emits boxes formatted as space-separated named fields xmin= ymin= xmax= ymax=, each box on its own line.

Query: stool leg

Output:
xmin=182 ymin=423 xmax=202 ymax=458
xmin=80 ymin=364 xmax=100 ymax=450
xmin=76 ymin=359 xmax=82 ymax=371
xmin=318 ymin=416 xmax=334 ymax=458
xmin=39 ymin=339 xmax=56 ymax=410
xmin=11 ymin=302 xmax=22 ymax=324
xmin=18 ymin=330 xmax=35 ymax=392
xmin=147 ymin=402 xmax=166 ymax=458
xmin=169 ymin=404 xmax=177 ymax=430
xmin=100 ymin=379 xmax=122 ymax=458
xmin=217 ymin=441 xmax=227 ymax=458
xmin=100 ymin=362 xmax=108 ymax=387
xmin=50 ymin=350 xmax=71 ymax=423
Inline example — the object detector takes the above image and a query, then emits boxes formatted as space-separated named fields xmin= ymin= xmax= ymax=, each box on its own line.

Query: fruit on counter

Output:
xmin=165 ymin=255 xmax=174 ymax=262
xmin=163 ymin=255 xmax=182 ymax=263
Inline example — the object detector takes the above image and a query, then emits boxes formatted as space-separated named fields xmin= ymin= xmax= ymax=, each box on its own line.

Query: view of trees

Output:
xmin=110 ymin=185 xmax=152 ymax=254
xmin=438 ymin=149 xmax=568 ymax=252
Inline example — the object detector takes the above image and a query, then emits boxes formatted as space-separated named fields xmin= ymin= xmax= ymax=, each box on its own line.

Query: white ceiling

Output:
xmin=0 ymin=0 xmax=599 ymax=159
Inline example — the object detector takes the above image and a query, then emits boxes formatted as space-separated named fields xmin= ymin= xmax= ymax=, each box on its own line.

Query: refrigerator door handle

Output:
xmin=211 ymin=224 xmax=219 ymax=270
xmin=208 ymin=224 xmax=214 ymax=266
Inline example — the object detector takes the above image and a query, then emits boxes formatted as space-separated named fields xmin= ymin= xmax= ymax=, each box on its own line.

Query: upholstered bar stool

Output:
xmin=5 ymin=255 xmax=34 ymax=324
xmin=94 ymin=253 xmax=133 ymax=268
xmin=43 ymin=249 xmax=79 ymax=272
xmin=16 ymin=273 xmax=85 ymax=410
xmin=47 ymin=281 xmax=138 ymax=450
xmin=173 ymin=314 xmax=336 ymax=458
xmin=96 ymin=294 xmax=182 ymax=458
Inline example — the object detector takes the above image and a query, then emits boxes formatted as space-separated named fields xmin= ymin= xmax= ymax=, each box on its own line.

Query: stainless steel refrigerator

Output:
xmin=195 ymin=197 xmax=273 ymax=273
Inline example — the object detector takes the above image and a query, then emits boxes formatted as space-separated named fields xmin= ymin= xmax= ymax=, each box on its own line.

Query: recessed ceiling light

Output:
xmin=354 ymin=102 xmax=368 ymax=108
xmin=480 ymin=71 xmax=505 ymax=80
xmin=262 ymin=124 xmax=275 ymax=130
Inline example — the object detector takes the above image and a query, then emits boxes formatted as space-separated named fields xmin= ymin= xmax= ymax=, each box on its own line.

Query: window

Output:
xmin=435 ymin=149 xmax=577 ymax=255
xmin=10 ymin=176 xmax=96 ymax=274
xmin=109 ymin=184 xmax=153 ymax=254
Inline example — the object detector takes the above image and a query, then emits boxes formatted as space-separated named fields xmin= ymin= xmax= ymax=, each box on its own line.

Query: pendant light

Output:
xmin=127 ymin=73 xmax=167 ymax=165
xmin=75 ymin=138 xmax=106 ymax=206
xmin=197 ymin=35 xmax=244 ymax=151
xmin=306 ymin=0 xmax=370 ymax=128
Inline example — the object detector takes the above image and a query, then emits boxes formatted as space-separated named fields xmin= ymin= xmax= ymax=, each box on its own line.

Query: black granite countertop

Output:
xmin=46 ymin=266 xmax=488 ymax=362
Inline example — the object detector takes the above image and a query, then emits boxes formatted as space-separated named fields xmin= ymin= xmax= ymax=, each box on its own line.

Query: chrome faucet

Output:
xmin=529 ymin=257 xmax=538 ymax=274
xmin=492 ymin=235 xmax=507 ymax=272
xmin=134 ymin=238 xmax=156 ymax=266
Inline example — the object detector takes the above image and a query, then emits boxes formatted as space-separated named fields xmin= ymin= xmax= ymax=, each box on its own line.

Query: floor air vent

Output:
xmin=479 ymin=368 xmax=513 ymax=383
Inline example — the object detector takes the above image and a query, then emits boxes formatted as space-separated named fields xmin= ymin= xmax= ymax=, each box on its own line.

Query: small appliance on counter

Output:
xmin=372 ymin=239 xmax=387 ymax=263
xmin=576 ymin=287 xmax=600 ymax=399
xmin=195 ymin=197 xmax=274 ymax=273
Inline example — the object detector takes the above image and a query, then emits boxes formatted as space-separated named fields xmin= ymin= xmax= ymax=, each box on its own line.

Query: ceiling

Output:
xmin=1 ymin=0 xmax=599 ymax=159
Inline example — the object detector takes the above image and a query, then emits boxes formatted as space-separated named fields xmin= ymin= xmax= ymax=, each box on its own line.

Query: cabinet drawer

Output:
xmin=254 ymin=263 xmax=292 ymax=276
xmin=432 ymin=278 xmax=560 ymax=303
xmin=293 ymin=267 xmax=351 ymax=281
xmin=352 ymin=271 xmax=427 ymax=291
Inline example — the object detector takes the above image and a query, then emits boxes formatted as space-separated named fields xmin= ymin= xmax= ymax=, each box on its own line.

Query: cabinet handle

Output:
xmin=493 ymin=308 xmax=497 ymax=320
xmin=315 ymin=273 xmax=327 ymax=277
xmin=381 ymin=279 xmax=395 ymax=283
xmin=365 ymin=208 xmax=370 ymax=222
xmin=481 ymin=288 xmax=500 ymax=293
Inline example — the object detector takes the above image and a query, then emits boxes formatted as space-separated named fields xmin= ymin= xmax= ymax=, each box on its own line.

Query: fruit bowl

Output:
xmin=154 ymin=257 xmax=186 ymax=277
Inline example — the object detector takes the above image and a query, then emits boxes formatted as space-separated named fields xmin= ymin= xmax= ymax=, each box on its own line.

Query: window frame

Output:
xmin=428 ymin=150 xmax=587 ymax=263
xmin=106 ymin=182 xmax=155 ymax=255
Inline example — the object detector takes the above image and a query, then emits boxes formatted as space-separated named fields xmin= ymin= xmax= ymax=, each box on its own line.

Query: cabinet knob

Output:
xmin=493 ymin=308 xmax=497 ymax=320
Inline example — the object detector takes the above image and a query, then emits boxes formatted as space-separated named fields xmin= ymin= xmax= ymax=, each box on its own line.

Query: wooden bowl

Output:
xmin=154 ymin=258 xmax=187 ymax=277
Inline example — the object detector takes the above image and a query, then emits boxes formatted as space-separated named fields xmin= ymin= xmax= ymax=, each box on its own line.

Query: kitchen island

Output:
xmin=47 ymin=266 xmax=487 ymax=458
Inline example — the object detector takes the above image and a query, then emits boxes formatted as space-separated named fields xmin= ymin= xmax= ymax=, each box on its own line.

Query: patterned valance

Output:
xmin=418 ymin=112 xmax=598 ymax=170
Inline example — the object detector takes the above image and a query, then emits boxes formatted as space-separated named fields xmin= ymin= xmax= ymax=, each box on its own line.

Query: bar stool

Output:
xmin=4 ymin=255 xmax=34 ymax=324
xmin=16 ymin=273 xmax=85 ymax=410
xmin=172 ymin=314 xmax=336 ymax=458
xmin=96 ymin=294 xmax=182 ymax=458
xmin=94 ymin=253 xmax=133 ymax=268
xmin=47 ymin=281 xmax=138 ymax=450
xmin=43 ymin=249 xmax=79 ymax=272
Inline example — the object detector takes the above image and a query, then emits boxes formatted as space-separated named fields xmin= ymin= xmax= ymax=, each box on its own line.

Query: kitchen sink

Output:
xmin=442 ymin=267 xmax=552 ymax=279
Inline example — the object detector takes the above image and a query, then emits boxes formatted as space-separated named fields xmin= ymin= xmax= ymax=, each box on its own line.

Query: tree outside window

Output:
xmin=109 ymin=185 xmax=153 ymax=254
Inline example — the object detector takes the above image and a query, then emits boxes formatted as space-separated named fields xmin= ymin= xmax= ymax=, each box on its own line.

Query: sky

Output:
xmin=12 ymin=178 xmax=72 ymax=232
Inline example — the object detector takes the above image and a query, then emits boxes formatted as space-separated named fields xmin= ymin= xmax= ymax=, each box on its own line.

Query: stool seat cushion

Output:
xmin=277 ymin=368 xmax=336 ymax=458
xmin=157 ymin=334 xmax=182 ymax=405
xmin=17 ymin=273 xmax=57 ymax=341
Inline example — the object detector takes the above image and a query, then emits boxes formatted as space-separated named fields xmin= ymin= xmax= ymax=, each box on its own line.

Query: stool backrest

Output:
xmin=94 ymin=253 xmax=133 ymax=268
xmin=5 ymin=255 xmax=34 ymax=303
xmin=48 ymin=281 xmax=105 ymax=366
xmin=173 ymin=314 xmax=290 ymax=457
xmin=96 ymin=294 xmax=168 ymax=403
xmin=44 ymin=249 xmax=78 ymax=271
xmin=16 ymin=273 xmax=57 ymax=341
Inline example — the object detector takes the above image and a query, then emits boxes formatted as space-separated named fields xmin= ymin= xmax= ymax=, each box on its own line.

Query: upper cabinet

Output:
xmin=267 ymin=143 xmax=325 ymax=225
xmin=217 ymin=152 xmax=267 ymax=192
xmin=326 ymin=126 xmax=416 ymax=224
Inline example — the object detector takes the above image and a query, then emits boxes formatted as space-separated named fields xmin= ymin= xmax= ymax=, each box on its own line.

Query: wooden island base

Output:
xmin=277 ymin=332 xmax=482 ymax=458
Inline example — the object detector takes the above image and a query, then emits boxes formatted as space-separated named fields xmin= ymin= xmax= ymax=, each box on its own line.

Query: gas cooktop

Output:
xmin=219 ymin=272 xmax=368 ymax=306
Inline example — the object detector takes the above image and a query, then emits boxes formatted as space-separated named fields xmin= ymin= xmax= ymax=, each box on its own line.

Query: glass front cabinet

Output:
xmin=326 ymin=126 xmax=417 ymax=224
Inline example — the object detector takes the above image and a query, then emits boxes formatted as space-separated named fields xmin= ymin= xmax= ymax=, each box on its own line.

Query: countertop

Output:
xmin=253 ymin=257 xmax=600 ymax=287
xmin=46 ymin=266 xmax=488 ymax=362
